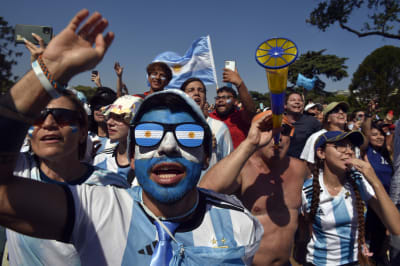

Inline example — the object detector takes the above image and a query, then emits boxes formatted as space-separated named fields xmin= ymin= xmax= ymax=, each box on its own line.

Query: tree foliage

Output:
xmin=0 ymin=17 xmax=22 ymax=92
xmin=73 ymin=85 xmax=98 ymax=100
xmin=348 ymin=45 xmax=400 ymax=114
xmin=307 ymin=0 xmax=400 ymax=40
xmin=288 ymin=49 xmax=348 ymax=92
xmin=249 ymin=90 xmax=270 ymax=109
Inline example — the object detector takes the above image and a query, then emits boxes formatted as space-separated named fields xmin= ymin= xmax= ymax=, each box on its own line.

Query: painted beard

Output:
xmin=135 ymin=157 xmax=202 ymax=204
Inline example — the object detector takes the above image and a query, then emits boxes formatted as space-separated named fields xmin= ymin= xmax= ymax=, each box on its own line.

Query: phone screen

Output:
xmin=225 ymin=60 xmax=236 ymax=71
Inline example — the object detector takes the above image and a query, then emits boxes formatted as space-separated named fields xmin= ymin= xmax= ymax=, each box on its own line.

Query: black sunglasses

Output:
xmin=132 ymin=122 xmax=205 ymax=148
xmin=34 ymin=108 xmax=81 ymax=126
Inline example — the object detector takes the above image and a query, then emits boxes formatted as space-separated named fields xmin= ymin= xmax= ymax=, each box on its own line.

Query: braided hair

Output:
xmin=308 ymin=145 xmax=371 ymax=266
xmin=346 ymin=172 xmax=371 ymax=266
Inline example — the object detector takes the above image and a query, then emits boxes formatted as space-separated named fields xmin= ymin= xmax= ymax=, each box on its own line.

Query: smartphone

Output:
xmin=224 ymin=60 xmax=236 ymax=88
xmin=92 ymin=70 xmax=98 ymax=76
xmin=15 ymin=24 xmax=53 ymax=45
xmin=225 ymin=60 xmax=236 ymax=71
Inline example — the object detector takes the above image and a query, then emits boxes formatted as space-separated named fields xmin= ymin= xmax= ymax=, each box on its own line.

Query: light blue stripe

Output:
xmin=332 ymin=197 xmax=353 ymax=264
xmin=153 ymin=36 xmax=216 ymax=89
xmin=209 ymin=206 xmax=236 ymax=247
xmin=179 ymin=139 xmax=203 ymax=147
xmin=312 ymin=213 xmax=327 ymax=265
xmin=122 ymin=187 xmax=156 ymax=265
xmin=136 ymin=137 xmax=160 ymax=146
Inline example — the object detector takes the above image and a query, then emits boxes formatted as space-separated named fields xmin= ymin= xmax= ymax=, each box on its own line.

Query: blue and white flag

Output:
xmin=296 ymin=73 xmax=317 ymax=91
xmin=153 ymin=35 xmax=217 ymax=89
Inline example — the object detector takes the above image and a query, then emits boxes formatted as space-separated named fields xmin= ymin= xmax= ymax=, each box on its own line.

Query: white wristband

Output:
xmin=32 ymin=60 xmax=61 ymax=99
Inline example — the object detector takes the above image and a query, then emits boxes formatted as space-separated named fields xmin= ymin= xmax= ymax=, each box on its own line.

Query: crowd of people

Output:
xmin=1 ymin=9 xmax=400 ymax=266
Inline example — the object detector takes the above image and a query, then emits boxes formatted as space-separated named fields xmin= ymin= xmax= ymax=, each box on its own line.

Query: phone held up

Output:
xmin=224 ymin=60 xmax=236 ymax=88
xmin=15 ymin=24 xmax=53 ymax=45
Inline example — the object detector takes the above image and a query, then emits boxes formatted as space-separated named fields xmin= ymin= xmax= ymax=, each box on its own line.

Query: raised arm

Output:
xmin=351 ymin=157 xmax=400 ymax=235
xmin=0 ymin=9 xmax=113 ymax=240
xmin=114 ymin=61 xmax=124 ymax=97
xmin=222 ymin=68 xmax=256 ymax=119
xmin=200 ymin=112 xmax=273 ymax=193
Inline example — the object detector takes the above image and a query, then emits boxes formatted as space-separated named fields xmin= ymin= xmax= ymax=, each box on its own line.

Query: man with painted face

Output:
xmin=0 ymin=11 xmax=262 ymax=264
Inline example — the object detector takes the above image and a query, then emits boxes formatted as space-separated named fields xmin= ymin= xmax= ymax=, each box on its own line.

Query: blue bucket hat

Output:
xmin=314 ymin=131 xmax=365 ymax=152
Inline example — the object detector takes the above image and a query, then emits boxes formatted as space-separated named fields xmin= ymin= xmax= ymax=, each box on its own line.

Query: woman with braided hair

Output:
xmin=300 ymin=131 xmax=400 ymax=266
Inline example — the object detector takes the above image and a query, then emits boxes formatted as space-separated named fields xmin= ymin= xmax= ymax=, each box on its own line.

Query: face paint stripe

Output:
xmin=70 ymin=125 xmax=78 ymax=133
xmin=28 ymin=126 xmax=34 ymax=137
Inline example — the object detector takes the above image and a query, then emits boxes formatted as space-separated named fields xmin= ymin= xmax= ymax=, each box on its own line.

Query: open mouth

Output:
xmin=40 ymin=134 xmax=62 ymax=143
xmin=151 ymin=162 xmax=186 ymax=186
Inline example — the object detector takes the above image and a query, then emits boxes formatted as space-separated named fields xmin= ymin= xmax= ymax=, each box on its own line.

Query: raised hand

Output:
xmin=41 ymin=9 xmax=114 ymax=84
xmin=114 ymin=62 xmax=124 ymax=77
xmin=24 ymin=33 xmax=45 ymax=63
xmin=222 ymin=68 xmax=243 ymax=87
xmin=246 ymin=112 xmax=274 ymax=149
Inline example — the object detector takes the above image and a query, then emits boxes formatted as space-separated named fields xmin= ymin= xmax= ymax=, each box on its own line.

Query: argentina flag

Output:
xmin=153 ymin=35 xmax=217 ymax=89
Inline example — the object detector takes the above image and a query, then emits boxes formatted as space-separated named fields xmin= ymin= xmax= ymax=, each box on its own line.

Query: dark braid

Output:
xmin=347 ymin=172 xmax=372 ymax=266
xmin=307 ymin=167 xmax=321 ymax=223
xmin=307 ymin=163 xmax=322 ymax=224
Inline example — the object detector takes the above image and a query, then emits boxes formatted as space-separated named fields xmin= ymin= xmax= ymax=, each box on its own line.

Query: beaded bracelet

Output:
xmin=32 ymin=55 xmax=66 ymax=99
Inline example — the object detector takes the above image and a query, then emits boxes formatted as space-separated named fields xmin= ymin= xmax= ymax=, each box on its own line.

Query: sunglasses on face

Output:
xmin=92 ymin=104 xmax=106 ymax=111
xmin=34 ymin=108 xmax=81 ymax=127
xmin=132 ymin=122 xmax=205 ymax=148
xmin=330 ymin=107 xmax=346 ymax=114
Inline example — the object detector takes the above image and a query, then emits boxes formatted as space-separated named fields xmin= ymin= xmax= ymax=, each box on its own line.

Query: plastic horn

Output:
xmin=255 ymin=37 xmax=298 ymax=147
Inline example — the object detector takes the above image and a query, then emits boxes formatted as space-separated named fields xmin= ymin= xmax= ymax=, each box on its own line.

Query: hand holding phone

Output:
xmin=24 ymin=33 xmax=46 ymax=63
xmin=223 ymin=60 xmax=243 ymax=87
xmin=91 ymin=71 xmax=102 ymax=87
xmin=15 ymin=24 xmax=53 ymax=45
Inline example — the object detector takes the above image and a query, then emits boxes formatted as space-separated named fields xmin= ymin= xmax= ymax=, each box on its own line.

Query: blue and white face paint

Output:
xmin=28 ymin=126 xmax=35 ymax=138
xmin=134 ymin=108 xmax=205 ymax=203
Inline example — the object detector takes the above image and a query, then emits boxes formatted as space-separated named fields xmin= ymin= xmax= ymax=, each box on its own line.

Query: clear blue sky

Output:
xmin=3 ymin=0 xmax=398 ymax=103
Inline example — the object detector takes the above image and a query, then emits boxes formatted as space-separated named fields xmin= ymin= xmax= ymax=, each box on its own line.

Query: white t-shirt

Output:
xmin=300 ymin=129 xmax=327 ymax=163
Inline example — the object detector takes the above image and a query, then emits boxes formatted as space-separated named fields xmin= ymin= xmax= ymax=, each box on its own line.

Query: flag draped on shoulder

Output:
xmin=153 ymin=35 xmax=217 ymax=89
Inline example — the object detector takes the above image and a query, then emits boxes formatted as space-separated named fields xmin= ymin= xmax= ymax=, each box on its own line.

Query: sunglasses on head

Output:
xmin=132 ymin=122 xmax=205 ymax=148
xmin=34 ymin=108 xmax=81 ymax=127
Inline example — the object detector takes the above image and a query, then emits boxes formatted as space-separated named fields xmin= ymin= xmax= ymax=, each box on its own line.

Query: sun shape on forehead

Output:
xmin=139 ymin=108 xmax=196 ymax=124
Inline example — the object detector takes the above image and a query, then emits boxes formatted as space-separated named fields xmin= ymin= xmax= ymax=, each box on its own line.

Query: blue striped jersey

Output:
xmin=68 ymin=186 xmax=263 ymax=265
xmin=94 ymin=145 xmax=131 ymax=181
xmin=8 ymin=152 xmax=130 ymax=266
xmin=301 ymin=171 xmax=375 ymax=265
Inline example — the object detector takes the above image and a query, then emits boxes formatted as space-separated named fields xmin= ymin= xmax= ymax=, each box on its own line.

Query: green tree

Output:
xmin=307 ymin=0 xmax=400 ymax=40
xmin=0 ymin=17 xmax=22 ymax=92
xmin=249 ymin=90 xmax=270 ymax=109
xmin=288 ymin=49 xmax=348 ymax=92
xmin=73 ymin=85 xmax=97 ymax=100
xmin=348 ymin=45 xmax=400 ymax=114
